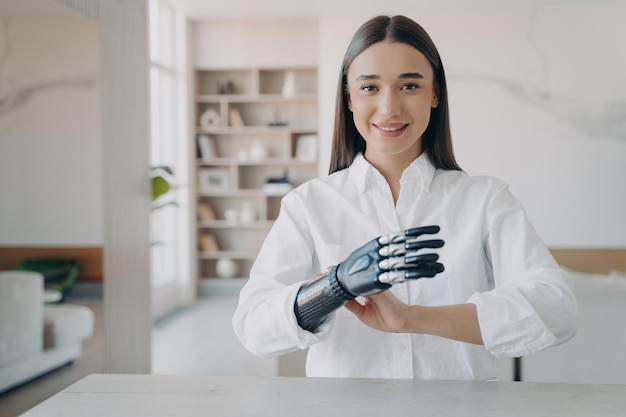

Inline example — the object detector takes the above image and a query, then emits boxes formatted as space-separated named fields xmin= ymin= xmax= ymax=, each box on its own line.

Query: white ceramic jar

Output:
xmin=216 ymin=258 xmax=238 ymax=279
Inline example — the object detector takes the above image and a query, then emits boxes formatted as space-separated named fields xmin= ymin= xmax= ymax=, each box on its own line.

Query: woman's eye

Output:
xmin=360 ymin=85 xmax=377 ymax=92
xmin=401 ymin=83 xmax=419 ymax=91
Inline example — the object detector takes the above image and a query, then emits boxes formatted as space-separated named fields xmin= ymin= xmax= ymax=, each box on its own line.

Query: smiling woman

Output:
xmin=232 ymin=15 xmax=577 ymax=381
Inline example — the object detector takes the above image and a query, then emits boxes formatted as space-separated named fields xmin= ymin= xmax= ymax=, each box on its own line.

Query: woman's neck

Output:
xmin=365 ymin=150 xmax=422 ymax=205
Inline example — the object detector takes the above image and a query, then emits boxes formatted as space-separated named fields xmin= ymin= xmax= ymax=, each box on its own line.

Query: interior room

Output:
xmin=1 ymin=0 xmax=625 ymax=416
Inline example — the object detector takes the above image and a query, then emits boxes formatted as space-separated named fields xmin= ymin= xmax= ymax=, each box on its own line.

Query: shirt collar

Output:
xmin=349 ymin=153 xmax=370 ymax=194
xmin=349 ymin=152 xmax=436 ymax=194
xmin=410 ymin=152 xmax=436 ymax=192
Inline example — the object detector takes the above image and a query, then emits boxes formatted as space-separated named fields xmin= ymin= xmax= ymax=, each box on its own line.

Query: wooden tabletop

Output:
xmin=21 ymin=374 xmax=626 ymax=417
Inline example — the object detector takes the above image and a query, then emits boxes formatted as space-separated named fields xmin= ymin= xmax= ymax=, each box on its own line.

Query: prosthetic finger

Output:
xmin=405 ymin=225 xmax=441 ymax=237
xmin=405 ymin=253 xmax=440 ymax=264
xmin=405 ymin=239 xmax=445 ymax=251
xmin=378 ymin=253 xmax=444 ymax=284
xmin=379 ymin=262 xmax=444 ymax=284
xmin=404 ymin=262 xmax=444 ymax=279
xmin=379 ymin=253 xmax=440 ymax=269
xmin=379 ymin=226 xmax=441 ymax=245
xmin=379 ymin=239 xmax=444 ymax=258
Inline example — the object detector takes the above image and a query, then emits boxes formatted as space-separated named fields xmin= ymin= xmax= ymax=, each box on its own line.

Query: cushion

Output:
xmin=43 ymin=304 xmax=94 ymax=349
xmin=0 ymin=271 xmax=44 ymax=366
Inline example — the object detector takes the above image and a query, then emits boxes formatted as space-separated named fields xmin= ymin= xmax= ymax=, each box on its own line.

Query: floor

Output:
xmin=0 ymin=296 xmax=298 ymax=417
xmin=151 ymin=297 xmax=279 ymax=377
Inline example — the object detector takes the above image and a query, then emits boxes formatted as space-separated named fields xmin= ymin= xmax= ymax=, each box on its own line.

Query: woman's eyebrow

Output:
xmin=399 ymin=72 xmax=425 ymax=79
xmin=355 ymin=72 xmax=425 ymax=81
xmin=355 ymin=74 xmax=379 ymax=81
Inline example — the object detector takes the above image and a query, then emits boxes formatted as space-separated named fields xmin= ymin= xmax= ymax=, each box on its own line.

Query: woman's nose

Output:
xmin=377 ymin=89 xmax=401 ymax=117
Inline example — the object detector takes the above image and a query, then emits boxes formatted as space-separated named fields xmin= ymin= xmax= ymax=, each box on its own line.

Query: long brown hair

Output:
xmin=329 ymin=15 xmax=461 ymax=174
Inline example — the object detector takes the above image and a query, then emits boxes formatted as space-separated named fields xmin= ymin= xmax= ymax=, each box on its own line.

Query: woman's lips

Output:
xmin=374 ymin=123 xmax=409 ymax=137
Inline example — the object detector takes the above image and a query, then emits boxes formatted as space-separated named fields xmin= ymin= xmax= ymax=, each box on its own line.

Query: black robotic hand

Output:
xmin=335 ymin=225 xmax=445 ymax=297
xmin=294 ymin=226 xmax=445 ymax=332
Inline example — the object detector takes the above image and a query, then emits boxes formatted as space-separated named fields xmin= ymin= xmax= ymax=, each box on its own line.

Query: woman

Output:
xmin=232 ymin=15 xmax=577 ymax=380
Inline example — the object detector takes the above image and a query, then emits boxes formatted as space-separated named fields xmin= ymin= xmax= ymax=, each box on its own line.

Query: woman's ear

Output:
xmin=431 ymin=93 xmax=439 ymax=108
xmin=431 ymin=83 xmax=440 ymax=108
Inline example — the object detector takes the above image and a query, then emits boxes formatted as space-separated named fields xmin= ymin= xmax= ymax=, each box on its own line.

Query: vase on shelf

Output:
xmin=239 ymin=202 xmax=256 ymax=224
xmin=249 ymin=140 xmax=267 ymax=162
xmin=282 ymin=70 xmax=296 ymax=98
xmin=216 ymin=258 xmax=238 ymax=279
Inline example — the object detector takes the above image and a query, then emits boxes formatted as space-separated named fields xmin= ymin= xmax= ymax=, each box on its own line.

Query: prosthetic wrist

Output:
xmin=294 ymin=266 xmax=354 ymax=332
xmin=294 ymin=225 xmax=445 ymax=332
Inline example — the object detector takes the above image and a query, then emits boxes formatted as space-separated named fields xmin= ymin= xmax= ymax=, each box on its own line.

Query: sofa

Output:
xmin=0 ymin=270 xmax=94 ymax=393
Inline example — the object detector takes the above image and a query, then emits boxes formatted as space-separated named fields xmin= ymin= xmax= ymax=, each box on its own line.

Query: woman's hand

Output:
xmin=344 ymin=292 xmax=485 ymax=345
xmin=344 ymin=291 xmax=411 ymax=333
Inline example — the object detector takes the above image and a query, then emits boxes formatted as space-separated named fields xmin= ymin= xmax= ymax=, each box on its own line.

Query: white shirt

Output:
xmin=232 ymin=153 xmax=577 ymax=380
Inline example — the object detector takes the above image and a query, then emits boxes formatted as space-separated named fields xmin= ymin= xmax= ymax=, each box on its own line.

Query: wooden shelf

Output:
xmin=194 ymin=66 xmax=318 ymax=281
xmin=198 ymin=250 xmax=259 ymax=260
xmin=198 ymin=220 xmax=274 ymax=229
xmin=195 ymin=126 xmax=317 ymax=135
xmin=196 ymin=93 xmax=317 ymax=103
xmin=197 ymin=158 xmax=316 ymax=167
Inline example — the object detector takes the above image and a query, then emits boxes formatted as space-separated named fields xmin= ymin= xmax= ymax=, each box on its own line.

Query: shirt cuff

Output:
xmin=468 ymin=290 xmax=558 ymax=357
xmin=282 ymin=281 xmax=334 ymax=351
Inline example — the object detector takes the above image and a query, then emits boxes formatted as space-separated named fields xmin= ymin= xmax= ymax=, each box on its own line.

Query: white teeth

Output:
xmin=378 ymin=125 xmax=404 ymax=132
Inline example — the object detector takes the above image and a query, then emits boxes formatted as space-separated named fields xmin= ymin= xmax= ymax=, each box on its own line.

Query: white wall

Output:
xmin=5 ymin=4 xmax=623 ymax=250
xmin=318 ymin=2 xmax=626 ymax=248
xmin=193 ymin=18 xmax=318 ymax=68
xmin=0 ymin=18 xmax=101 ymax=246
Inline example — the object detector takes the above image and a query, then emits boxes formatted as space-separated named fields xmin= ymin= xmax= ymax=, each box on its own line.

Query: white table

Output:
xmin=20 ymin=374 xmax=626 ymax=417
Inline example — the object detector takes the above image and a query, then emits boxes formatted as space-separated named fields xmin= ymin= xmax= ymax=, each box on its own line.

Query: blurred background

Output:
xmin=0 ymin=1 xmax=625 ymax=414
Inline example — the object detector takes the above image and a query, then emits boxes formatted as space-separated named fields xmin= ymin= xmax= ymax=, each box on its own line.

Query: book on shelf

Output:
xmin=197 ymin=134 xmax=218 ymax=161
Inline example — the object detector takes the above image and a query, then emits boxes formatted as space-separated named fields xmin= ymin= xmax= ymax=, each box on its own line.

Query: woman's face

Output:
xmin=347 ymin=40 xmax=438 ymax=164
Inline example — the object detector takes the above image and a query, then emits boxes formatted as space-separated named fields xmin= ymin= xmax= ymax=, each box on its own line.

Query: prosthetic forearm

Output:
xmin=294 ymin=226 xmax=445 ymax=332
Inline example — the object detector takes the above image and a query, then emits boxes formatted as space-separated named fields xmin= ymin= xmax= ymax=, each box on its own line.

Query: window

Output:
xmin=148 ymin=0 xmax=184 ymax=288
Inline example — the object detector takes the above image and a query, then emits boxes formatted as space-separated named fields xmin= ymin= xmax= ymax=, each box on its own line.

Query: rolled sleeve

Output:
xmin=233 ymin=280 xmax=331 ymax=358
xmin=469 ymin=288 xmax=559 ymax=357
xmin=475 ymin=181 xmax=578 ymax=358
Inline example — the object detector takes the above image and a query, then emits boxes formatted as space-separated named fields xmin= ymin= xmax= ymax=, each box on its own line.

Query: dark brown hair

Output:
xmin=329 ymin=15 xmax=461 ymax=174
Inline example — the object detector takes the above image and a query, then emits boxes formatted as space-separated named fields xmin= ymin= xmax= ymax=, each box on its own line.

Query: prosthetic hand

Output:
xmin=294 ymin=226 xmax=445 ymax=332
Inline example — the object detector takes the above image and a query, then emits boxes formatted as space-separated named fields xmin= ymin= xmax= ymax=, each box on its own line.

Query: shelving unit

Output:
xmin=194 ymin=67 xmax=318 ymax=288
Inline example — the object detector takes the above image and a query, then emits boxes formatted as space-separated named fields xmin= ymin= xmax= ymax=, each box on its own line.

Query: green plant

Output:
xmin=150 ymin=165 xmax=177 ymax=209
